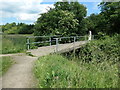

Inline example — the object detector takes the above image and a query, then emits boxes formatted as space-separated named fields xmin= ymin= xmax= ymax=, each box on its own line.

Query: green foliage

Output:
xmin=54 ymin=1 xmax=87 ymax=35
xmin=2 ymin=23 xmax=34 ymax=34
xmin=86 ymin=14 xmax=107 ymax=35
xmin=34 ymin=0 xmax=87 ymax=36
xmin=1 ymin=35 xmax=27 ymax=54
xmin=34 ymin=54 xmax=118 ymax=88
xmin=0 ymin=56 xmax=14 ymax=76
xmin=99 ymin=2 xmax=120 ymax=34
xmin=54 ymin=1 xmax=87 ymax=21
xmin=85 ymin=2 xmax=120 ymax=35
xmin=77 ymin=35 xmax=120 ymax=63
xmin=18 ymin=24 xmax=34 ymax=34
xmin=34 ymin=10 xmax=79 ymax=36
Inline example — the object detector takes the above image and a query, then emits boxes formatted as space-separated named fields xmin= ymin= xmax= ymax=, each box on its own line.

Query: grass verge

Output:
xmin=1 ymin=34 xmax=37 ymax=54
xmin=34 ymin=54 xmax=118 ymax=88
xmin=0 ymin=56 xmax=14 ymax=76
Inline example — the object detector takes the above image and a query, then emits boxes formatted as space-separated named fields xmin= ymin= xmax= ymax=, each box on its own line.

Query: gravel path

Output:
xmin=0 ymin=54 xmax=38 ymax=88
xmin=0 ymin=41 xmax=87 ymax=88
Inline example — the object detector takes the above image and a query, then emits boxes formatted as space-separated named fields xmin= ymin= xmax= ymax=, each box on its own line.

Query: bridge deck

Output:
xmin=28 ymin=41 xmax=88 ymax=57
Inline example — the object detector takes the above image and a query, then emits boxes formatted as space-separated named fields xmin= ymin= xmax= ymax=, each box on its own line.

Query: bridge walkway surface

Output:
xmin=28 ymin=41 xmax=87 ymax=57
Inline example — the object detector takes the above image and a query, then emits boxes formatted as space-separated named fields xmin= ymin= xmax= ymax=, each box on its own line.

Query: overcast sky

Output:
xmin=0 ymin=0 xmax=102 ymax=25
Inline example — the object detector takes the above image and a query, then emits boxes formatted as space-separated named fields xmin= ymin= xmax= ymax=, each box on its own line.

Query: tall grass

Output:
xmin=0 ymin=56 xmax=14 ymax=76
xmin=34 ymin=35 xmax=119 ymax=88
xmin=34 ymin=54 xmax=118 ymax=88
xmin=1 ymin=34 xmax=38 ymax=54
xmin=1 ymin=35 xmax=27 ymax=54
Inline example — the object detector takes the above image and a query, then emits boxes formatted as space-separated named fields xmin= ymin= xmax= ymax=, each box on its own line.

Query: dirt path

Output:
xmin=0 ymin=54 xmax=38 ymax=88
xmin=0 ymin=41 xmax=87 ymax=88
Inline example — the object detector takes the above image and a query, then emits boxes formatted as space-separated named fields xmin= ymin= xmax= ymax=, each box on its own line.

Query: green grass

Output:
xmin=1 ymin=34 xmax=37 ymax=54
xmin=0 ymin=56 xmax=14 ymax=76
xmin=1 ymin=35 xmax=27 ymax=54
xmin=34 ymin=54 xmax=118 ymax=88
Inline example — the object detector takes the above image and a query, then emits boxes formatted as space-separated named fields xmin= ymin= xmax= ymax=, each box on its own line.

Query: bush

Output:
xmin=78 ymin=35 xmax=120 ymax=63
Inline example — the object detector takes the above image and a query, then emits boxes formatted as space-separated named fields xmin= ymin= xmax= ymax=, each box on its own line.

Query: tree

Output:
xmin=86 ymin=13 xmax=107 ymax=35
xmin=54 ymin=1 xmax=87 ymax=22
xmin=34 ymin=0 xmax=87 ymax=36
xmin=34 ymin=10 xmax=79 ymax=36
xmin=54 ymin=1 xmax=87 ymax=35
xmin=18 ymin=24 xmax=34 ymax=34
xmin=99 ymin=2 xmax=120 ymax=34
xmin=2 ymin=22 xmax=34 ymax=34
xmin=4 ymin=26 xmax=18 ymax=34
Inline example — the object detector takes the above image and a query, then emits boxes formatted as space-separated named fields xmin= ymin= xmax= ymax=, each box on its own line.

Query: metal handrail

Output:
xmin=26 ymin=35 xmax=94 ymax=50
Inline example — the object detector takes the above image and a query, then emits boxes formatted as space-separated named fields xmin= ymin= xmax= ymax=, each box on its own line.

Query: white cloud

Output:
xmin=1 ymin=0 xmax=54 ymax=23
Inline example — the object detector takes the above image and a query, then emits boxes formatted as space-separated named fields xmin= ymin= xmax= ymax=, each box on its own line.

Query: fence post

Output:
xmin=73 ymin=37 xmax=76 ymax=54
xmin=56 ymin=38 xmax=59 ymax=53
xmin=92 ymin=35 xmax=94 ymax=40
xmin=49 ymin=37 xmax=52 ymax=46
xmin=27 ymin=38 xmax=30 ymax=50
xmin=85 ymin=35 xmax=87 ymax=41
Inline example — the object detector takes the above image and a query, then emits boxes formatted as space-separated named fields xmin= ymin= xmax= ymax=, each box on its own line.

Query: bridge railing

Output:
xmin=26 ymin=35 xmax=94 ymax=51
xmin=53 ymin=36 xmax=90 ymax=53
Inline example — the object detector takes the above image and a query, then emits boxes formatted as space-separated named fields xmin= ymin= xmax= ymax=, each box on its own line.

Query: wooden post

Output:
xmin=27 ymin=38 xmax=30 ymax=50
xmin=85 ymin=35 xmax=87 ymax=41
xmin=88 ymin=31 xmax=92 ymax=41
xmin=73 ymin=37 xmax=76 ymax=54
xmin=49 ymin=37 xmax=51 ymax=46
xmin=92 ymin=35 xmax=94 ymax=40
xmin=56 ymin=38 xmax=59 ymax=53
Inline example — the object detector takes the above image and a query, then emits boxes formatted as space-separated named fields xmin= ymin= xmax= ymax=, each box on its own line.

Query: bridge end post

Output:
xmin=88 ymin=31 xmax=92 ymax=41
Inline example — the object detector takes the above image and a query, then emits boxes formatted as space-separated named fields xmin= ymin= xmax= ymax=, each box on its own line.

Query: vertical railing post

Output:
xmin=27 ymin=38 xmax=30 ymax=50
xmin=85 ymin=35 xmax=87 ymax=41
xmin=49 ymin=37 xmax=51 ymax=46
xmin=92 ymin=35 xmax=94 ymax=40
xmin=73 ymin=37 xmax=76 ymax=54
xmin=56 ymin=38 xmax=59 ymax=53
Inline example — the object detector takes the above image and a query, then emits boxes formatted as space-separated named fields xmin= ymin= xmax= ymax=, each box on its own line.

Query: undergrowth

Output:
xmin=34 ymin=54 xmax=118 ymax=88
xmin=1 ymin=35 xmax=37 ymax=54
xmin=34 ymin=35 xmax=119 ymax=88
xmin=75 ymin=34 xmax=120 ymax=63
xmin=0 ymin=56 xmax=14 ymax=76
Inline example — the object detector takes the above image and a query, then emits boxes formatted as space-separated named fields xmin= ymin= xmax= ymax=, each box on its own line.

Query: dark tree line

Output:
xmin=1 ymin=22 xmax=34 ymax=34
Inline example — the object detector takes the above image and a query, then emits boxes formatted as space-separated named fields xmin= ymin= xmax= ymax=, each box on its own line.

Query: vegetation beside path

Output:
xmin=1 ymin=34 xmax=37 ymax=54
xmin=0 ymin=56 xmax=14 ymax=76
xmin=34 ymin=54 xmax=118 ymax=88
xmin=34 ymin=35 xmax=119 ymax=88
